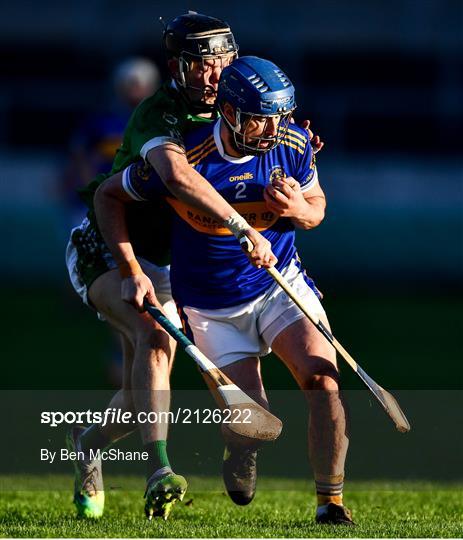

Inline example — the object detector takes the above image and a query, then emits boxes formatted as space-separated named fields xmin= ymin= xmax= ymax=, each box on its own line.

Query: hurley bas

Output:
xmin=41 ymin=448 xmax=148 ymax=464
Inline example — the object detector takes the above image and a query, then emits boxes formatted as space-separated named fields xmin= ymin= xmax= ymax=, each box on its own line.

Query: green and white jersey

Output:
xmin=78 ymin=80 xmax=214 ymax=267
xmin=111 ymin=80 xmax=213 ymax=173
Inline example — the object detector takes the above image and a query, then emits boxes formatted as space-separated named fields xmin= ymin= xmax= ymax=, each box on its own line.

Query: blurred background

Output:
xmin=1 ymin=0 xmax=462 ymax=393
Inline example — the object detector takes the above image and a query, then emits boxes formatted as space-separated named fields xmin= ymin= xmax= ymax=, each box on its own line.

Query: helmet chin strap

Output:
xmin=218 ymin=105 xmax=246 ymax=156
xmin=235 ymin=108 xmax=242 ymax=132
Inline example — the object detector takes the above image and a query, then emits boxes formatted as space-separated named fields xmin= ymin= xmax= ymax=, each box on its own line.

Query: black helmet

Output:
xmin=163 ymin=12 xmax=238 ymax=60
xmin=162 ymin=12 xmax=238 ymax=111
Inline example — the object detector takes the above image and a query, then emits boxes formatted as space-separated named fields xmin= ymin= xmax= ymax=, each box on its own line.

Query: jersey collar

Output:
xmin=213 ymin=120 xmax=255 ymax=164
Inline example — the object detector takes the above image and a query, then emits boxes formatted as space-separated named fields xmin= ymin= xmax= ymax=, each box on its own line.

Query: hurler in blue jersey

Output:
xmin=123 ymin=89 xmax=317 ymax=309
xmin=118 ymin=56 xmax=353 ymax=524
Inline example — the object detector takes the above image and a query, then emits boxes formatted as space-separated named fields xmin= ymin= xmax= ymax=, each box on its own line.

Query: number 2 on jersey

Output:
xmin=235 ymin=182 xmax=247 ymax=200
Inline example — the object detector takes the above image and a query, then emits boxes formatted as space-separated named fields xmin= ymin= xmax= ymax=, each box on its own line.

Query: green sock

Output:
xmin=144 ymin=440 xmax=171 ymax=478
xmin=80 ymin=425 xmax=112 ymax=454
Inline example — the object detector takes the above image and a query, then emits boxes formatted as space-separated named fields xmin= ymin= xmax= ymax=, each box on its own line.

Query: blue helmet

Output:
xmin=217 ymin=56 xmax=296 ymax=154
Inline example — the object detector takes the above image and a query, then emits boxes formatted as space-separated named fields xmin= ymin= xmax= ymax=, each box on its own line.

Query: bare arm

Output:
xmin=147 ymin=144 xmax=277 ymax=267
xmin=263 ymin=177 xmax=326 ymax=230
xmin=94 ymin=164 xmax=279 ymax=310
xmin=94 ymin=171 xmax=133 ymax=265
xmin=147 ymin=144 xmax=236 ymax=221
xmin=94 ymin=172 xmax=157 ymax=311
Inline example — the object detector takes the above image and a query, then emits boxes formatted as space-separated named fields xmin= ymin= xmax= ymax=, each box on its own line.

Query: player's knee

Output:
xmin=307 ymin=372 xmax=339 ymax=392
xmin=136 ymin=325 xmax=171 ymax=353
xmin=146 ymin=349 xmax=171 ymax=374
xmin=135 ymin=329 xmax=171 ymax=374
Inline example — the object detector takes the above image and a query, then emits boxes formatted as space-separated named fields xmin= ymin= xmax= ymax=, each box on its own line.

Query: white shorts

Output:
xmin=66 ymin=236 xmax=181 ymax=328
xmin=182 ymin=260 xmax=325 ymax=368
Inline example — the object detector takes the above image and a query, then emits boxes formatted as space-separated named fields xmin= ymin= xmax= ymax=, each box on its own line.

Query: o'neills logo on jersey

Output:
xmin=269 ymin=166 xmax=286 ymax=184
xmin=229 ymin=172 xmax=254 ymax=182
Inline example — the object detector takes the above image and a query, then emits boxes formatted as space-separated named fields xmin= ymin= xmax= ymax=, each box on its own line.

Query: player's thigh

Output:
xmin=221 ymin=356 xmax=263 ymax=389
xmin=141 ymin=261 xmax=179 ymax=371
xmin=271 ymin=315 xmax=339 ymax=391
xmin=88 ymin=269 xmax=168 ymax=350
xmin=140 ymin=259 xmax=181 ymax=331
xmin=154 ymin=294 xmax=178 ymax=373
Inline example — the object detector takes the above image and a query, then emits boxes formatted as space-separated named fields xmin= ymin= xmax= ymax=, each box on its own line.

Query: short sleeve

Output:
xmin=127 ymin=85 xmax=190 ymax=160
xmin=132 ymin=108 xmax=183 ymax=158
xmin=122 ymin=160 xmax=168 ymax=202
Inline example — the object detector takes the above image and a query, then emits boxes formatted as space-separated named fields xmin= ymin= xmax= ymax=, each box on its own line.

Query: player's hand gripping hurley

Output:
xmin=240 ymin=236 xmax=410 ymax=433
xmin=143 ymin=301 xmax=283 ymax=442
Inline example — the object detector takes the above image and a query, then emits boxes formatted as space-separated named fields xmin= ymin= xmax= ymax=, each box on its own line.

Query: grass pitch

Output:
xmin=0 ymin=476 xmax=462 ymax=538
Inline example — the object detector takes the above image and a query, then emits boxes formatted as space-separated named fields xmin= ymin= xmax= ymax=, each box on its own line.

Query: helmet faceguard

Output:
xmin=220 ymin=108 xmax=294 ymax=156
xmin=217 ymin=56 xmax=297 ymax=155
xmin=163 ymin=12 xmax=239 ymax=112
xmin=176 ymin=45 xmax=238 ymax=108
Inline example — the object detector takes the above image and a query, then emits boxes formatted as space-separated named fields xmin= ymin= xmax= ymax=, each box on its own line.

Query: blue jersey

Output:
xmin=123 ymin=119 xmax=318 ymax=309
